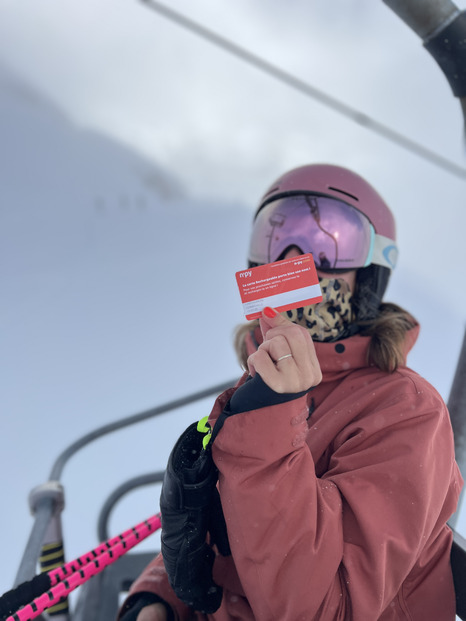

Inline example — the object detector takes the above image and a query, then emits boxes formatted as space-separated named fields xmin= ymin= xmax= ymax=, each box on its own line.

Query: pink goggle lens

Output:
xmin=248 ymin=195 xmax=375 ymax=271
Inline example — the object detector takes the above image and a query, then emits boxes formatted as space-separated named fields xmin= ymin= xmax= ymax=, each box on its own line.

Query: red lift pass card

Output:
xmin=235 ymin=253 xmax=322 ymax=320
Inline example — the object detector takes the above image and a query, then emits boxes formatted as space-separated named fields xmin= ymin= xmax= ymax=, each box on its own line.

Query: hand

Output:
xmin=136 ymin=603 xmax=168 ymax=621
xmin=247 ymin=307 xmax=322 ymax=393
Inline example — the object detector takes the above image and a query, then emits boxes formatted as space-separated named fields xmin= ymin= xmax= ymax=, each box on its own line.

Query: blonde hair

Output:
xmin=233 ymin=320 xmax=259 ymax=372
xmin=233 ymin=303 xmax=416 ymax=375
xmin=357 ymin=302 xmax=417 ymax=373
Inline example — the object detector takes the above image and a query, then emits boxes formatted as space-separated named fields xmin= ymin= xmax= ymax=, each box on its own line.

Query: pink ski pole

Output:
xmin=0 ymin=515 xmax=161 ymax=617
xmin=7 ymin=515 xmax=161 ymax=621
xmin=48 ymin=514 xmax=161 ymax=585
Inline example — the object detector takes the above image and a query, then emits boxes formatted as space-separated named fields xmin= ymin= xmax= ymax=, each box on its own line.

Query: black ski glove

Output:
xmin=159 ymin=421 xmax=230 ymax=614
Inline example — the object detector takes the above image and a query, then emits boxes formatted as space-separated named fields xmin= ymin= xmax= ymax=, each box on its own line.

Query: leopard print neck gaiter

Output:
xmin=284 ymin=277 xmax=354 ymax=342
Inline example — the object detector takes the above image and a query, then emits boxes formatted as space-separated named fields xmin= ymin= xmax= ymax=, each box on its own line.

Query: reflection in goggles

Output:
xmin=249 ymin=195 xmax=377 ymax=271
xmin=304 ymin=196 xmax=339 ymax=269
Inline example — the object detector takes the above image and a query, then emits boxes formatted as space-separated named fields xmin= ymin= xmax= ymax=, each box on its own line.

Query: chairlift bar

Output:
xmin=14 ymin=500 xmax=55 ymax=587
xmin=49 ymin=379 xmax=235 ymax=481
xmin=382 ymin=0 xmax=466 ymax=130
xmin=447 ymin=326 xmax=466 ymax=529
xmin=13 ymin=379 xmax=236 ymax=590
xmin=448 ymin=327 xmax=466 ymax=473
xmin=96 ymin=472 xmax=165 ymax=543
xmin=382 ymin=0 xmax=460 ymax=39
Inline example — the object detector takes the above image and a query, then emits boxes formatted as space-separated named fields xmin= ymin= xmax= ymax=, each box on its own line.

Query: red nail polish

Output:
xmin=263 ymin=306 xmax=277 ymax=318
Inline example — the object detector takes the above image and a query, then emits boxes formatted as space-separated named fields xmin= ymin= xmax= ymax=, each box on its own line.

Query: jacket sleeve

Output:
xmin=117 ymin=553 xmax=191 ymax=621
xmin=209 ymin=378 xmax=461 ymax=620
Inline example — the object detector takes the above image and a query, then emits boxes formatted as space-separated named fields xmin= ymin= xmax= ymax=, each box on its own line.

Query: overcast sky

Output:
xmin=2 ymin=0 xmax=466 ymax=287
xmin=1 ymin=0 xmax=465 ymax=194
xmin=2 ymin=0 xmax=466 ymax=604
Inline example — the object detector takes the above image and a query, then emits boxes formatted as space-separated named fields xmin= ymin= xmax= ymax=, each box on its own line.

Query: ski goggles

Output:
xmin=248 ymin=195 xmax=398 ymax=271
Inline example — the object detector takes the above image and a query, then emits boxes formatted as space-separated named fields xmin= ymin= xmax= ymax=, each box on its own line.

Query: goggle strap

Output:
xmin=371 ymin=234 xmax=398 ymax=269
xmin=363 ymin=226 xmax=376 ymax=268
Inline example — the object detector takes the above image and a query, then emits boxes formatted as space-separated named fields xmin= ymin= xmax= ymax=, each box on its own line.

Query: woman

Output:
xmin=119 ymin=164 xmax=462 ymax=620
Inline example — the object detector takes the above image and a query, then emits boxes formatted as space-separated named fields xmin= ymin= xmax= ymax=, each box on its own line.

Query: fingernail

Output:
xmin=263 ymin=306 xmax=277 ymax=318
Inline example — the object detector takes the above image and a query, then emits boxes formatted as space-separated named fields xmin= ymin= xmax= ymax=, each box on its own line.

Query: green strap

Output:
xmin=197 ymin=416 xmax=212 ymax=450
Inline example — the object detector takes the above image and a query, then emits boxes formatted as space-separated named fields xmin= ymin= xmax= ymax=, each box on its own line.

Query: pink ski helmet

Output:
xmin=249 ymin=164 xmax=398 ymax=272
xmin=248 ymin=164 xmax=398 ymax=320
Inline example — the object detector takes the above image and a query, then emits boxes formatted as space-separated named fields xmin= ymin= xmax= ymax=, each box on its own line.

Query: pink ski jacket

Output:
xmin=124 ymin=325 xmax=462 ymax=620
